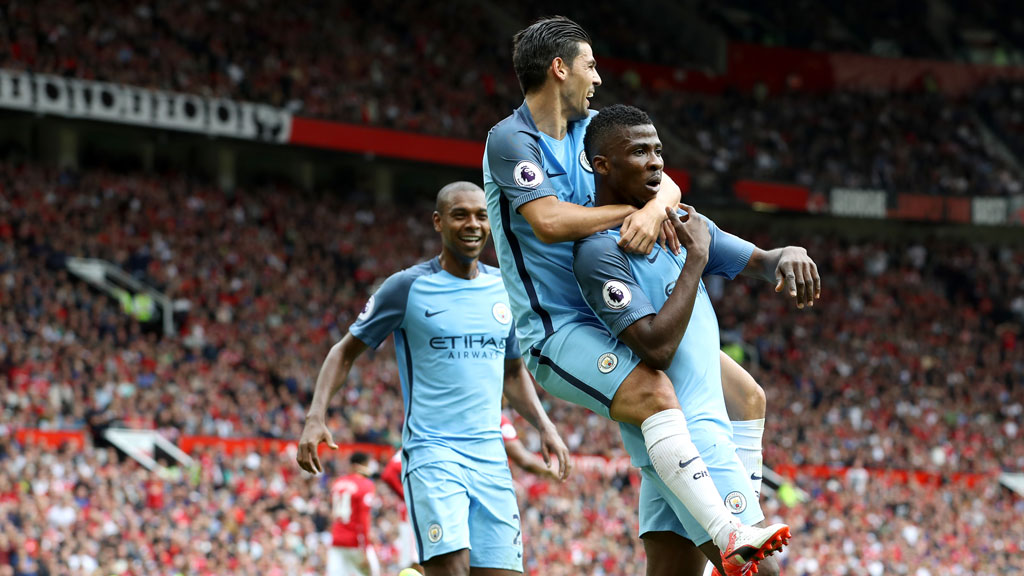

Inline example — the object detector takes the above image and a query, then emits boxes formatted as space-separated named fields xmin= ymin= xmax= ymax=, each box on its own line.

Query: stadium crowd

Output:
xmin=1 ymin=158 xmax=1022 ymax=573
xmin=4 ymin=1 xmax=1024 ymax=198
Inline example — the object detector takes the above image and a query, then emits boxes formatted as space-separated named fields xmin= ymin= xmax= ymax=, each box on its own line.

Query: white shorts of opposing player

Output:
xmin=327 ymin=546 xmax=381 ymax=576
xmin=398 ymin=518 xmax=419 ymax=567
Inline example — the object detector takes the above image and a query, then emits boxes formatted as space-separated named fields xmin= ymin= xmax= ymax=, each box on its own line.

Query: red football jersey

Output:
xmin=330 ymin=473 xmax=376 ymax=548
xmin=381 ymin=451 xmax=404 ymax=499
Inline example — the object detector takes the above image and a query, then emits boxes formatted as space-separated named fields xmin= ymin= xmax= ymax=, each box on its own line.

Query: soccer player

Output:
xmin=328 ymin=452 xmax=380 ymax=576
xmin=297 ymin=182 xmax=571 ymax=576
xmin=573 ymin=104 xmax=811 ymax=575
xmin=483 ymin=16 xmax=817 ymax=575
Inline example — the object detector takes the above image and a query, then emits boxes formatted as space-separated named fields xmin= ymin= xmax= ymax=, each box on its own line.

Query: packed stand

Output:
xmin=5 ymin=1 xmax=1024 ymax=197
xmin=626 ymin=88 xmax=1024 ymax=197
xmin=3 ymin=158 xmax=1024 ymax=469
xmin=2 ymin=427 xmax=1022 ymax=575
xmin=0 ymin=0 xmax=523 ymax=139
xmin=701 ymin=0 xmax=1024 ymax=65
xmin=3 ymin=159 xmax=1024 ymax=572
xmin=0 ymin=160 xmax=436 ymax=444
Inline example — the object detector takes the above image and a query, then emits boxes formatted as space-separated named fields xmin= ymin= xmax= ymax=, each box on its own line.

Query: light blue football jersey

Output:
xmin=348 ymin=258 xmax=520 ymax=474
xmin=483 ymin=102 xmax=603 ymax=352
xmin=572 ymin=217 xmax=755 ymax=467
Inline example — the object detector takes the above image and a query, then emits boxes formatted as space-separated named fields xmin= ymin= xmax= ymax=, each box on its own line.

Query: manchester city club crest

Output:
xmin=597 ymin=352 xmax=618 ymax=374
xmin=492 ymin=302 xmax=512 ymax=324
xmin=579 ymin=149 xmax=593 ymax=173
xmin=725 ymin=491 xmax=747 ymax=514
xmin=428 ymin=523 xmax=443 ymax=543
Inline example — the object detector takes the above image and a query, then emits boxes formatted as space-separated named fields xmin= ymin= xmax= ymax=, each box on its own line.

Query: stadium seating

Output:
xmin=2 ymin=158 xmax=1022 ymax=573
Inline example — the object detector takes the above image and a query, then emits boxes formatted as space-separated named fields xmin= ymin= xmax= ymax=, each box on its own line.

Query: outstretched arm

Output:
xmin=296 ymin=333 xmax=369 ymax=474
xmin=742 ymin=246 xmax=820 ymax=309
xmin=502 ymin=357 xmax=571 ymax=481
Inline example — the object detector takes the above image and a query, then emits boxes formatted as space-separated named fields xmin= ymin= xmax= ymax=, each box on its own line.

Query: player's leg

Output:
xmin=640 ymin=430 xmax=789 ymax=576
xmin=644 ymin=531 xmax=715 ymax=576
xmin=608 ymin=361 xmax=742 ymax=552
xmin=422 ymin=551 xmax=470 ymax=576
xmin=326 ymin=546 xmax=345 ymax=576
xmin=527 ymin=323 xmax=783 ymax=570
xmin=720 ymin=352 xmax=766 ymax=500
xmin=405 ymin=463 xmax=473 ymax=576
xmin=640 ymin=472 xmax=725 ymax=576
xmin=466 ymin=462 xmax=523 ymax=575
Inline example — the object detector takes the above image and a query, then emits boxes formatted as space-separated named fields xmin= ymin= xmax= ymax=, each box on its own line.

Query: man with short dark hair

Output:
xmin=298 ymin=182 xmax=570 ymax=576
xmin=575 ymin=104 xmax=817 ymax=575
xmin=483 ymin=17 xmax=815 ymax=575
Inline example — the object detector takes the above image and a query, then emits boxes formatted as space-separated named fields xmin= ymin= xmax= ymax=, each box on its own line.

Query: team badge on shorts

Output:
xmin=427 ymin=523 xmax=443 ymax=543
xmin=725 ymin=491 xmax=747 ymax=514
xmin=492 ymin=302 xmax=512 ymax=325
xmin=597 ymin=353 xmax=618 ymax=374
xmin=579 ymin=150 xmax=593 ymax=173
xmin=602 ymin=280 xmax=632 ymax=310
xmin=513 ymin=161 xmax=543 ymax=188
xmin=358 ymin=295 xmax=375 ymax=321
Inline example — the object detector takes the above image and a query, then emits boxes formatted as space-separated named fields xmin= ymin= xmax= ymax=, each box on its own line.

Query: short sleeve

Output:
xmin=485 ymin=127 xmax=557 ymax=212
xmin=572 ymin=234 xmax=656 ymax=336
xmin=703 ymin=216 xmax=755 ymax=279
xmin=504 ymin=321 xmax=523 ymax=359
xmin=348 ymin=271 xmax=416 ymax=349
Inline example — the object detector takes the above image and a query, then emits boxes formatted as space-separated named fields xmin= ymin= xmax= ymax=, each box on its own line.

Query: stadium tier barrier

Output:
xmin=11 ymin=428 xmax=991 ymax=486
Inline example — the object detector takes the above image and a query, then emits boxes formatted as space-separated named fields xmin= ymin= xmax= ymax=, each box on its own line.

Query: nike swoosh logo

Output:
xmin=646 ymin=249 xmax=659 ymax=264
xmin=424 ymin=309 xmax=448 ymax=318
xmin=679 ymin=456 xmax=699 ymax=469
xmin=750 ymin=473 xmax=763 ymax=481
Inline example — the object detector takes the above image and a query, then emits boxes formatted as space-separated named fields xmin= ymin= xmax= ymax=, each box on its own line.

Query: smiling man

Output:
xmin=297 ymin=182 xmax=571 ymax=576
xmin=572 ymin=105 xmax=819 ymax=576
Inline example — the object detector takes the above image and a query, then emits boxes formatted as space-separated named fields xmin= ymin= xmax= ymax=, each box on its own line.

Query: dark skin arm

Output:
xmin=742 ymin=246 xmax=821 ymax=309
xmin=504 ymin=435 xmax=560 ymax=480
xmin=617 ymin=205 xmax=709 ymax=370
xmin=502 ymin=357 xmax=571 ymax=481
xmin=296 ymin=332 xmax=369 ymax=474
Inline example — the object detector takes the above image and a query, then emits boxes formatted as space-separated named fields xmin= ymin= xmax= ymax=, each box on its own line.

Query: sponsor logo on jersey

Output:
xmin=602 ymin=280 xmax=632 ymax=310
xmin=665 ymin=281 xmax=676 ymax=297
xmin=429 ymin=333 xmax=506 ymax=360
xmin=725 ymin=491 xmax=747 ymax=514
xmin=597 ymin=352 xmax=618 ymax=374
xmin=428 ymin=523 xmax=443 ymax=543
xmin=357 ymin=295 xmax=375 ymax=321
xmin=492 ymin=302 xmax=512 ymax=325
xmin=513 ymin=161 xmax=543 ymax=188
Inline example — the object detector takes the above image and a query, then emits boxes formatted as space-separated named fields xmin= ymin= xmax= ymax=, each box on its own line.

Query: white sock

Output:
xmin=732 ymin=418 xmax=765 ymax=501
xmin=642 ymin=409 xmax=738 ymax=550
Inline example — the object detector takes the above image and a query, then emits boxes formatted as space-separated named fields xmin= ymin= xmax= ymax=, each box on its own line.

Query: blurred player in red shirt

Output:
xmin=329 ymin=452 xmax=380 ymax=576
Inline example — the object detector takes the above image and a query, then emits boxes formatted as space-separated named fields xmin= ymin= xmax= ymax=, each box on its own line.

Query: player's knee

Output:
xmin=743 ymin=383 xmax=766 ymax=420
xmin=611 ymin=367 xmax=679 ymax=426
